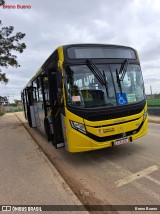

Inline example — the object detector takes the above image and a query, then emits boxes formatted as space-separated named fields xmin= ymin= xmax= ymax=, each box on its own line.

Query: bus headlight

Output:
xmin=70 ymin=121 xmax=86 ymax=134
xmin=143 ymin=111 xmax=148 ymax=121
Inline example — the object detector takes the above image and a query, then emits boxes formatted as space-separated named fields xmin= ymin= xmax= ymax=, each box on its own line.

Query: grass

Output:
xmin=148 ymin=106 xmax=160 ymax=109
xmin=0 ymin=112 xmax=5 ymax=116
xmin=147 ymin=99 xmax=160 ymax=106
xmin=147 ymin=99 xmax=160 ymax=109
xmin=6 ymin=109 xmax=23 ymax=113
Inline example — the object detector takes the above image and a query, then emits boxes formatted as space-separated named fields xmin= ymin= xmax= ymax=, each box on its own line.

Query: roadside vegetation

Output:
xmin=147 ymin=99 xmax=160 ymax=108
xmin=0 ymin=112 xmax=5 ymax=116
xmin=6 ymin=109 xmax=23 ymax=113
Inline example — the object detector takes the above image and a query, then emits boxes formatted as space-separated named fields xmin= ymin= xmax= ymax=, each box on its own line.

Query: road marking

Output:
xmin=145 ymin=175 xmax=160 ymax=186
xmin=116 ymin=165 xmax=158 ymax=187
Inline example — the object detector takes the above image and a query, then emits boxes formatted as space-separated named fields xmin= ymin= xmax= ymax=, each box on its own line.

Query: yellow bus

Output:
xmin=21 ymin=44 xmax=148 ymax=152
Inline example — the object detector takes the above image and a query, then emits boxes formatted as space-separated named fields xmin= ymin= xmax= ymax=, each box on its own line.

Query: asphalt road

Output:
xmin=17 ymin=113 xmax=160 ymax=213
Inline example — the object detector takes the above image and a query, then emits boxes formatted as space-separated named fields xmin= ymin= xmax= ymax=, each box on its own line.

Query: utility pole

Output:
xmin=150 ymin=85 xmax=154 ymax=99
xmin=150 ymin=85 xmax=152 ymax=95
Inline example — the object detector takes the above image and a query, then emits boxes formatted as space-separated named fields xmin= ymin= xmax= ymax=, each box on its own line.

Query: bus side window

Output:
xmin=27 ymin=87 xmax=34 ymax=106
xmin=37 ymin=77 xmax=43 ymax=102
xmin=44 ymin=77 xmax=50 ymax=105
xmin=33 ymin=81 xmax=38 ymax=102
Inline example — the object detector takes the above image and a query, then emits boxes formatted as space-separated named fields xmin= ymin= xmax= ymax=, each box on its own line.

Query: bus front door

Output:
xmin=47 ymin=70 xmax=64 ymax=149
xmin=26 ymin=87 xmax=36 ymax=128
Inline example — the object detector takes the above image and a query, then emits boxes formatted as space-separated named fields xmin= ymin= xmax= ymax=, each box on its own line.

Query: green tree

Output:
xmin=14 ymin=99 xmax=22 ymax=105
xmin=0 ymin=0 xmax=5 ymax=6
xmin=0 ymin=0 xmax=26 ymax=84
xmin=0 ymin=95 xmax=8 ymax=104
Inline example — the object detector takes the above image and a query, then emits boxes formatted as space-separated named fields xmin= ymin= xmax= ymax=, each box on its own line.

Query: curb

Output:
xmin=148 ymin=119 xmax=160 ymax=124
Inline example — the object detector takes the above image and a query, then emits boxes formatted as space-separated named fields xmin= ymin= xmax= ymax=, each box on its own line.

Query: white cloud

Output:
xmin=1 ymin=0 xmax=160 ymax=100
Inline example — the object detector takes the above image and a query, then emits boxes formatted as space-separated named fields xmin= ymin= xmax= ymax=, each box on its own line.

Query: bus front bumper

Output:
xmin=67 ymin=116 xmax=148 ymax=153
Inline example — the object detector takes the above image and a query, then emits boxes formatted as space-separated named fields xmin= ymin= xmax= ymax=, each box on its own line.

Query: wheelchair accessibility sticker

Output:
xmin=117 ymin=93 xmax=128 ymax=105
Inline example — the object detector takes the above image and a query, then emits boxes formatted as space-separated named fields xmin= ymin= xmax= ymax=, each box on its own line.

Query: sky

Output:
xmin=1 ymin=0 xmax=160 ymax=102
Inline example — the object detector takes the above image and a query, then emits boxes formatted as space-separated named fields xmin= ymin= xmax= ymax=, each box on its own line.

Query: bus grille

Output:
xmin=86 ymin=108 xmax=143 ymax=121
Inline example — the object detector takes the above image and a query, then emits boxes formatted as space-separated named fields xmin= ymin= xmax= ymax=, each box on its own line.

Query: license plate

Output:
xmin=115 ymin=138 xmax=128 ymax=146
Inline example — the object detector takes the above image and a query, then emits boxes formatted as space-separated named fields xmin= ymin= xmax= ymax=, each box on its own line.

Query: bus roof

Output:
xmin=22 ymin=43 xmax=137 ymax=91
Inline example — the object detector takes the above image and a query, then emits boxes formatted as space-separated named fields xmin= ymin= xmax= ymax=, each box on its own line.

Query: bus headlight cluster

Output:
xmin=143 ymin=111 xmax=148 ymax=121
xmin=70 ymin=121 xmax=86 ymax=134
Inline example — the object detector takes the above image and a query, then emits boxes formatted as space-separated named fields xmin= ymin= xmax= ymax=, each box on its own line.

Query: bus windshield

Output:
xmin=65 ymin=64 xmax=145 ymax=108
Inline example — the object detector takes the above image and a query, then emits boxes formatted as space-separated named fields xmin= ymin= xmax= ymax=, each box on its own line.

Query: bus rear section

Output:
xmin=22 ymin=44 xmax=148 ymax=152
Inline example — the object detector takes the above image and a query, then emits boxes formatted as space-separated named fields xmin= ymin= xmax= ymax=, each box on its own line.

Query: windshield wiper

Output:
xmin=116 ymin=59 xmax=129 ymax=93
xmin=87 ymin=59 xmax=109 ymax=97
xmin=87 ymin=59 xmax=106 ymax=85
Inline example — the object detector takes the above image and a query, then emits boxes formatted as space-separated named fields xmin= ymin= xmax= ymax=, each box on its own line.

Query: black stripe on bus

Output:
xmin=86 ymin=118 xmax=145 ymax=143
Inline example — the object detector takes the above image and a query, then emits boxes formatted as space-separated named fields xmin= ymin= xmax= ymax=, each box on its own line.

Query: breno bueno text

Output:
xmin=3 ymin=4 xmax=31 ymax=9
